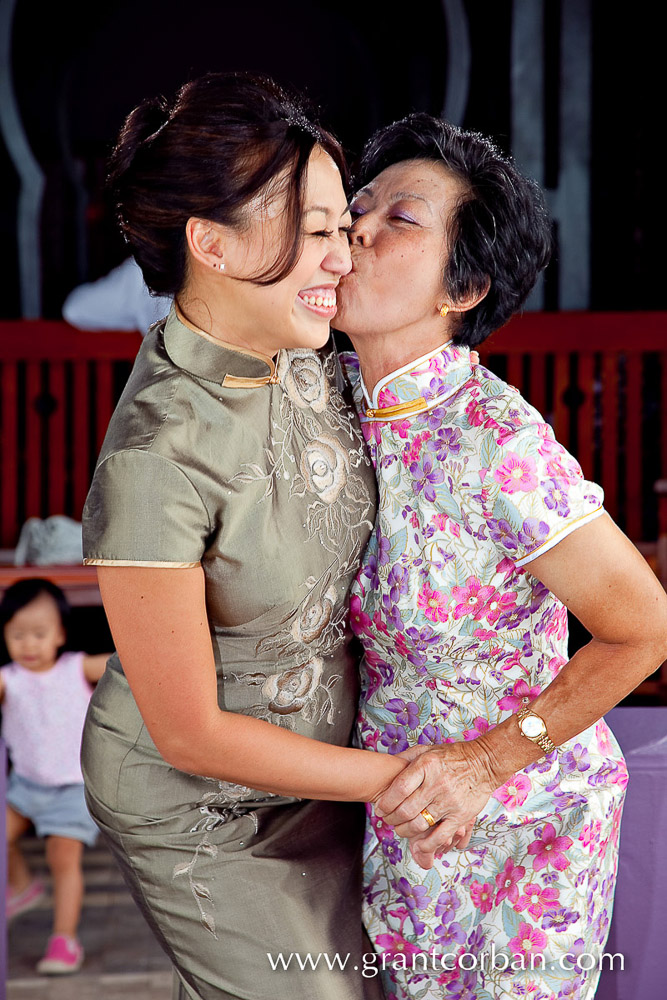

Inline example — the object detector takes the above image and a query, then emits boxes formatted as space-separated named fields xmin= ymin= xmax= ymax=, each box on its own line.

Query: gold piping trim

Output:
xmin=365 ymin=339 xmax=453 ymax=410
xmin=515 ymin=506 xmax=605 ymax=566
xmin=83 ymin=558 xmax=200 ymax=568
xmin=174 ymin=302 xmax=277 ymax=386
xmin=222 ymin=372 xmax=278 ymax=389
xmin=365 ymin=397 xmax=428 ymax=421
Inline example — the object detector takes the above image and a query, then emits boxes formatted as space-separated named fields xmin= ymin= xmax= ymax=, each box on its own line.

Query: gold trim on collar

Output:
xmin=175 ymin=302 xmax=278 ymax=387
xmin=365 ymin=397 xmax=428 ymax=421
xmin=222 ymin=372 xmax=279 ymax=388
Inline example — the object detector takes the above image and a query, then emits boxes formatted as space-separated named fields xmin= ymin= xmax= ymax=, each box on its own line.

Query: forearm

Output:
xmin=97 ymin=566 xmax=405 ymax=805
xmin=476 ymin=633 xmax=664 ymax=788
xmin=165 ymin=710 xmax=405 ymax=802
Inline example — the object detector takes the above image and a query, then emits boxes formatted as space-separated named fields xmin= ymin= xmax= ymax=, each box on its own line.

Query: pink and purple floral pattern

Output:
xmin=342 ymin=343 xmax=627 ymax=1000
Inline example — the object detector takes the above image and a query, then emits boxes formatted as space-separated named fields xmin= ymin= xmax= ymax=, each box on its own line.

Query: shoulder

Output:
xmin=450 ymin=364 xmax=553 ymax=455
xmin=100 ymin=325 xmax=217 ymax=458
xmin=0 ymin=663 xmax=20 ymax=699
xmin=55 ymin=651 xmax=85 ymax=673
xmin=461 ymin=364 xmax=541 ymax=424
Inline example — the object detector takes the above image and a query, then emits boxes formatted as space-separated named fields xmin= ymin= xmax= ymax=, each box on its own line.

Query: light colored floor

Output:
xmin=6 ymin=833 xmax=172 ymax=999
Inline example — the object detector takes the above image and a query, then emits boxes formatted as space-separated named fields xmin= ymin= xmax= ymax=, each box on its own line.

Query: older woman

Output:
xmin=335 ymin=114 xmax=667 ymax=1000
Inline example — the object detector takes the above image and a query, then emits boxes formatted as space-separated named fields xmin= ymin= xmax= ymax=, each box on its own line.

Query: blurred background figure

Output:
xmin=62 ymin=256 xmax=172 ymax=333
xmin=1 ymin=579 xmax=109 ymax=975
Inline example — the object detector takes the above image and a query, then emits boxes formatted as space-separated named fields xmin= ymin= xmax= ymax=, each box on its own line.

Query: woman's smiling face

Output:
xmin=335 ymin=158 xmax=468 ymax=344
xmin=215 ymin=146 xmax=354 ymax=354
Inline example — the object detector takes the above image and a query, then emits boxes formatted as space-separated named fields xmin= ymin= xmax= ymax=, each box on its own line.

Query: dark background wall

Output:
xmin=1 ymin=0 xmax=664 ymax=319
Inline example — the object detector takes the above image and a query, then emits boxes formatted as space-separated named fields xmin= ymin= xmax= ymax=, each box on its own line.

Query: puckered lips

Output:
xmin=297 ymin=284 xmax=338 ymax=319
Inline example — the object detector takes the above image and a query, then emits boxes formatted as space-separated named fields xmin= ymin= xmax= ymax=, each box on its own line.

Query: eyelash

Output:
xmin=310 ymin=227 xmax=352 ymax=238
xmin=348 ymin=210 xmax=416 ymax=225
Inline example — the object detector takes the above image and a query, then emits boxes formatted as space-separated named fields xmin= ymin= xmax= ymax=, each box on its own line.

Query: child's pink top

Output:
xmin=1 ymin=652 xmax=93 ymax=785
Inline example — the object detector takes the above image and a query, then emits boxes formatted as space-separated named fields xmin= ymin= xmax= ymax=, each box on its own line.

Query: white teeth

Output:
xmin=302 ymin=293 xmax=336 ymax=308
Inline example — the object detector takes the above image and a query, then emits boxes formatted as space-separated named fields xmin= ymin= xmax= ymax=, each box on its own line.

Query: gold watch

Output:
xmin=516 ymin=705 xmax=557 ymax=757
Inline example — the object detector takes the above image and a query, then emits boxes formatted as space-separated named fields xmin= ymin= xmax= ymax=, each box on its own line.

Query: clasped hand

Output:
xmin=372 ymin=739 xmax=496 ymax=870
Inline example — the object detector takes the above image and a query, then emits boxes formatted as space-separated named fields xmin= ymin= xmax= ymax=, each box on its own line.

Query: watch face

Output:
xmin=521 ymin=714 xmax=546 ymax=738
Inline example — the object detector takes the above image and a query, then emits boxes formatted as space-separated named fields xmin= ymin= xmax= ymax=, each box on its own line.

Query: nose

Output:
xmin=322 ymin=231 xmax=352 ymax=276
xmin=347 ymin=216 xmax=374 ymax=248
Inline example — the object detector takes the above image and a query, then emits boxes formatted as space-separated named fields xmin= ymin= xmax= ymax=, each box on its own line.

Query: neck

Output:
xmin=352 ymin=329 xmax=452 ymax=396
xmin=178 ymin=276 xmax=277 ymax=360
xmin=21 ymin=660 xmax=57 ymax=673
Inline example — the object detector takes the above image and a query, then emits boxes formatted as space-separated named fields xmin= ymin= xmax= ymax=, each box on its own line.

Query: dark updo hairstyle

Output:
xmin=0 ymin=578 xmax=70 ymax=650
xmin=109 ymin=72 xmax=348 ymax=294
xmin=356 ymin=113 xmax=553 ymax=347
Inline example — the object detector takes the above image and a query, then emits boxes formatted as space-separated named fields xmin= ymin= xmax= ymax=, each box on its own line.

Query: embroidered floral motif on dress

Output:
xmin=230 ymin=347 xmax=374 ymax=727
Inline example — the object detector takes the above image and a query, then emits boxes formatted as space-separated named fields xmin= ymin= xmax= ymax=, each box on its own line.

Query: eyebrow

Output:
xmin=306 ymin=205 xmax=351 ymax=215
xmin=351 ymin=187 xmax=434 ymax=215
xmin=305 ymin=205 xmax=353 ymax=221
xmin=390 ymin=191 xmax=432 ymax=211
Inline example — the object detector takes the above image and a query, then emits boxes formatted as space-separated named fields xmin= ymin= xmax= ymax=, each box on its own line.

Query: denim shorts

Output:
xmin=6 ymin=771 xmax=99 ymax=847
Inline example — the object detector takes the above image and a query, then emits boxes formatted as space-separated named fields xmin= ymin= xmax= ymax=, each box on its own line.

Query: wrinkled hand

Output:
xmin=373 ymin=741 xmax=496 ymax=870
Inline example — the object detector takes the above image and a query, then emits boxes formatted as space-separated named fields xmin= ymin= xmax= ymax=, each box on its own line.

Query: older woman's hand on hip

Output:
xmin=373 ymin=739 xmax=496 ymax=868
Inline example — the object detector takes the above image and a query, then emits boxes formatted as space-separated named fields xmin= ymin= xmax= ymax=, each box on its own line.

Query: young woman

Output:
xmin=81 ymin=73 xmax=413 ymax=1000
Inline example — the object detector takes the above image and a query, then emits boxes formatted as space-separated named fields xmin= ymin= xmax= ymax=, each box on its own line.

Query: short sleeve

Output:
xmin=482 ymin=421 xmax=604 ymax=567
xmin=82 ymin=450 xmax=210 ymax=567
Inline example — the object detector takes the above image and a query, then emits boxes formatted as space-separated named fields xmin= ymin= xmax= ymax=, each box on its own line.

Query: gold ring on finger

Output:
xmin=420 ymin=808 xmax=437 ymax=828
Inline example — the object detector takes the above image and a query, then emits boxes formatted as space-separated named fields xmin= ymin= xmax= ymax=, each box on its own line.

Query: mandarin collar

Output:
xmin=162 ymin=304 xmax=279 ymax=387
xmin=356 ymin=341 xmax=472 ymax=420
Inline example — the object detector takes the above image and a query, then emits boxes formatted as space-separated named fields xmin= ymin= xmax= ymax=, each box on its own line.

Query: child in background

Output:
xmin=1 ymin=578 xmax=110 ymax=975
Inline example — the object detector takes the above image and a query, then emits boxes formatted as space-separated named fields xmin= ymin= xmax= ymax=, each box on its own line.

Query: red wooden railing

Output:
xmin=0 ymin=313 xmax=666 ymax=552
xmin=0 ymin=322 xmax=142 ymax=548
xmin=481 ymin=311 xmax=667 ymax=545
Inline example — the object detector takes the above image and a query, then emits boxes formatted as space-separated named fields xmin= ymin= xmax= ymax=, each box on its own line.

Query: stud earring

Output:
xmin=213 ymin=261 xmax=225 ymax=271
xmin=439 ymin=304 xmax=449 ymax=318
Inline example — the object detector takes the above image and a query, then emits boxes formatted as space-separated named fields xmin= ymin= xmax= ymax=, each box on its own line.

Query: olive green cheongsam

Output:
xmin=81 ymin=307 xmax=381 ymax=1000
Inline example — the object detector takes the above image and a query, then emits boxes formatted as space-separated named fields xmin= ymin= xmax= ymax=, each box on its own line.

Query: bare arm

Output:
xmin=377 ymin=514 xmax=667 ymax=865
xmin=83 ymin=654 xmax=112 ymax=684
xmin=96 ymin=565 xmax=405 ymax=801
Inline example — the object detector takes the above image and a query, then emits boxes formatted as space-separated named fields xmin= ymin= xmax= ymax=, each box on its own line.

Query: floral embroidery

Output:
xmin=279 ymin=348 xmax=329 ymax=411
xmin=235 ymin=656 xmax=340 ymax=728
xmin=230 ymin=347 xmax=374 ymax=714
xmin=298 ymin=434 xmax=350 ymax=504
xmin=172 ymin=834 xmax=219 ymax=938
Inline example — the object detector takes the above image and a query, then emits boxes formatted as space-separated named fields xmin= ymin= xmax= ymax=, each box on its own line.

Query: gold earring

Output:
xmin=439 ymin=304 xmax=449 ymax=318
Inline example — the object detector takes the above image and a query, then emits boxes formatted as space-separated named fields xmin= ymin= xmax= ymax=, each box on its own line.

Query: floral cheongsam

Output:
xmin=342 ymin=342 xmax=627 ymax=1000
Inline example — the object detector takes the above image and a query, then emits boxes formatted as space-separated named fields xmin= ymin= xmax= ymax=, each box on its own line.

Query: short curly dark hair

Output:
xmin=356 ymin=113 xmax=553 ymax=347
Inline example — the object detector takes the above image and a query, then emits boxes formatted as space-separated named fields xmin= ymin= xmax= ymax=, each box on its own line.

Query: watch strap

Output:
xmin=516 ymin=706 xmax=557 ymax=755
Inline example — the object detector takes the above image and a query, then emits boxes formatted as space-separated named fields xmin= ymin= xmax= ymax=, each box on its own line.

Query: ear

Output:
xmin=450 ymin=276 xmax=491 ymax=314
xmin=186 ymin=218 xmax=227 ymax=271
